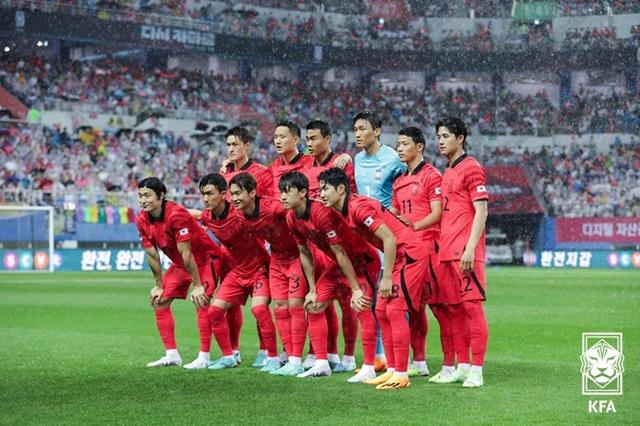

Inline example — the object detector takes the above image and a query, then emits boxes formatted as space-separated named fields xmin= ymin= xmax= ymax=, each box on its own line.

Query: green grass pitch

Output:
xmin=1 ymin=268 xmax=638 ymax=425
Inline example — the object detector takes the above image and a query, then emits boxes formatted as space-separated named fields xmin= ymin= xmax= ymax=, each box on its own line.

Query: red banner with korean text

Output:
xmin=556 ymin=217 xmax=640 ymax=243
xmin=368 ymin=0 xmax=409 ymax=20
xmin=485 ymin=166 xmax=543 ymax=214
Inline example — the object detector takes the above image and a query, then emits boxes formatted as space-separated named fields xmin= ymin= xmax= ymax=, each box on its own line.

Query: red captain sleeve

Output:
xmin=425 ymin=167 xmax=443 ymax=202
xmin=351 ymin=197 xmax=385 ymax=234
xmin=314 ymin=205 xmax=346 ymax=245
xmin=465 ymin=162 xmax=489 ymax=202
xmin=169 ymin=208 xmax=197 ymax=244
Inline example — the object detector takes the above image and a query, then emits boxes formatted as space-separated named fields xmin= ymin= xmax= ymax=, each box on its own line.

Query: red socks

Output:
xmin=463 ymin=300 xmax=488 ymax=366
xmin=356 ymin=310 xmax=377 ymax=365
xmin=408 ymin=306 xmax=428 ymax=362
xmin=209 ymin=305 xmax=233 ymax=356
xmin=431 ymin=304 xmax=456 ymax=366
xmin=449 ymin=303 xmax=471 ymax=364
xmin=387 ymin=308 xmax=411 ymax=373
xmin=375 ymin=307 xmax=395 ymax=369
xmin=289 ymin=307 xmax=307 ymax=358
xmin=226 ymin=304 xmax=243 ymax=351
xmin=251 ymin=305 xmax=278 ymax=358
xmin=154 ymin=307 xmax=176 ymax=350
xmin=196 ymin=307 xmax=211 ymax=353
xmin=307 ymin=312 xmax=328 ymax=360
xmin=274 ymin=307 xmax=292 ymax=356
xmin=325 ymin=302 xmax=339 ymax=355
xmin=337 ymin=293 xmax=358 ymax=357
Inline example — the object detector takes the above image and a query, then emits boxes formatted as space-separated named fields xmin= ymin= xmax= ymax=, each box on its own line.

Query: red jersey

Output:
xmin=200 ymin=203 xmax=269 ymax=278
xmin=439 ymin=154 xmax=488 ymax=262
xmin=222 ymin=159 xmax=274 ymax=198
xmin=286 ymin=198 xmax=378 ymax=263
xmin=268 ymin=152 xmax=315 ymax=195
xmin=238 ymin=196 xmax=299 ymax=260
xmin=135 ymin=201 xmax=222 ymax=267
xmin=391 ymin=161 xmax=442 ymax=247
xmin=306 ymin=151 xmax=358 ymax=200
xmin=341 ymin=194 xmax=424 ymax=260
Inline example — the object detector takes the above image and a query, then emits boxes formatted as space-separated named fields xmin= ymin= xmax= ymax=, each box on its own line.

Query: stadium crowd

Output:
xmin=521 ymin=137 xmax=640 ymax=217
xmin=1 ymin=115 xmax=638 ymax=218
xmin=2 ymin=57 xmax=639 ymax=138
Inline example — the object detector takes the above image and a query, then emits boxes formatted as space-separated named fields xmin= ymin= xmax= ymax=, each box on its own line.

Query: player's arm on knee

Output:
xmin=145 ymin=246 xmax=164 ymax=304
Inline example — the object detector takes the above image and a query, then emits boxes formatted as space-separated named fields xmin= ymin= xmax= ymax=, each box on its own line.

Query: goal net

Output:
xmin=0 ymin=205 xmax=55 ymax=272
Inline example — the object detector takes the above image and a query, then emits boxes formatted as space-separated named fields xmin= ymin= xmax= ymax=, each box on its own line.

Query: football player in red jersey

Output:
xmin=391 ymin=127 xmax=443 ymax=379
xmin=191 ymin=173 xmax=277 ymax=371
xmin=319 ymin=167 xmax=430 ymax=389
xmin=303 ymin=119 xmax=359 ymax=373
xmin=433 ymin=117 xmax=489 ymax=388
xmin=220 ymin=125 xmax=274 ymax=361
xmin=279 ymin=171 xmax=381 ymax=380
xmin=135 ymin=177 xmax=223 ymax=369
xmin=229 ymin=172 xmax=309 ymax=376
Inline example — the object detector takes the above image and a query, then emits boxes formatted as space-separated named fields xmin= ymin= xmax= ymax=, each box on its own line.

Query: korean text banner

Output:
xmin=556 ymin=217 xmax=640 ymax=243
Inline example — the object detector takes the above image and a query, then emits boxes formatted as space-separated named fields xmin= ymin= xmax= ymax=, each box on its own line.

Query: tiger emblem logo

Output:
xmin=580 ymin=339 xmax=625 ymax=388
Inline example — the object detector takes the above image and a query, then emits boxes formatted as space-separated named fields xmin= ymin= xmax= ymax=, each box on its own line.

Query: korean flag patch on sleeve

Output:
xmin=477 ymin=185 xmax=487 ymax=193
xmin=326 ymin=230 xmax=337 ymax=239
xmin=435 ymin=187 xmax=441 ymax=195
xmin=364 ymin=217 xmax=374 ymax=227
xmin=179 ymin=228 xmax=189 ymax=236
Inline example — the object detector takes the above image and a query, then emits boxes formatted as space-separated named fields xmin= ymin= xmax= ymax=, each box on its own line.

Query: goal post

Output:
xmin=0 ymin=205 xmax=55 ymax=273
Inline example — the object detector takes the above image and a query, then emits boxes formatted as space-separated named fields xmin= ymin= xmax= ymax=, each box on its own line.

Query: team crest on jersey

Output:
xmin=375 ymin=169 xmax=382 ymax=181
xmin=477 ymin=185 xmax=487 ymax=193
xmin=364 ymin=217 xmax=374 ymax=227
xmin=179 ymin=228 xmax=189 ymax=236
xmin=327 ymin=230 xmax=337 ymax=238
xmin=412 ymin=184 xmax=420 ymax=194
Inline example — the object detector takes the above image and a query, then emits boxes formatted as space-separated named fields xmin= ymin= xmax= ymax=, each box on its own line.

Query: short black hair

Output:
xmin=275 ymin=120 xmax=301 ymax=138
xmin=318 ymin=168 xmax=350 ymax=194
xmin=278 ymin=171 xmax=309 ymax=194
xmin=225 ymin=126 xmax=253 ymax=145
xmin=398 ymin=126 xmax=426 ymax=153
xmin=435 ymin=116 xmax=467 ymax=148
xmin=199 ymin=173 xmax=227 ymax=192
xmin=138 ymin=177 xmax=166 ymax=198
xmin=229 ymin=172 xmax=257 ymax=194
xmin=306 ymin=119 xmax=332 ymax=138
xmin=352 ymin=110 xmax=382 ymax=131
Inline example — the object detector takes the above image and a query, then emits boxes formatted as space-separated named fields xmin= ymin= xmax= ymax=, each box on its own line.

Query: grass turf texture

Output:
xmin=0 ymin=268 xmax=638 ymax=425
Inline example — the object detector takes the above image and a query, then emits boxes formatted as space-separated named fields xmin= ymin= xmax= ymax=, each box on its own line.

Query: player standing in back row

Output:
xmin=353 ymin=110 xmax=407 ymax=371
xmin=433 ymin=117 xmax=489 ymax=388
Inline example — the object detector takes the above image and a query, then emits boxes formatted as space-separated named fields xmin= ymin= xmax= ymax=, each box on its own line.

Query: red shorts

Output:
xmin=269 ymin=256 xmax=308 ymax=300
xmin=315 ymin=253 xmax=380 ymax=304
xmin=437 ymin=260 xmax=486 ymax=303
xmin=421 ymin=253 xmax=438 ymax=306
xmin=161 ymin=258 xmax=222 ymax=299
xmin=376 ymin=253 xmax=428 ymax=312
xmin=214 ymin=267 xmax=270 ymax=306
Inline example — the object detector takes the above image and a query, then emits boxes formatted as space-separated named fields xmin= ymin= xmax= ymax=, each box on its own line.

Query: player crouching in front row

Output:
xmin=319 ymin=168 xmax=431 ymax=390
xmin=279 ymin=171 xmax=381 ymax=381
